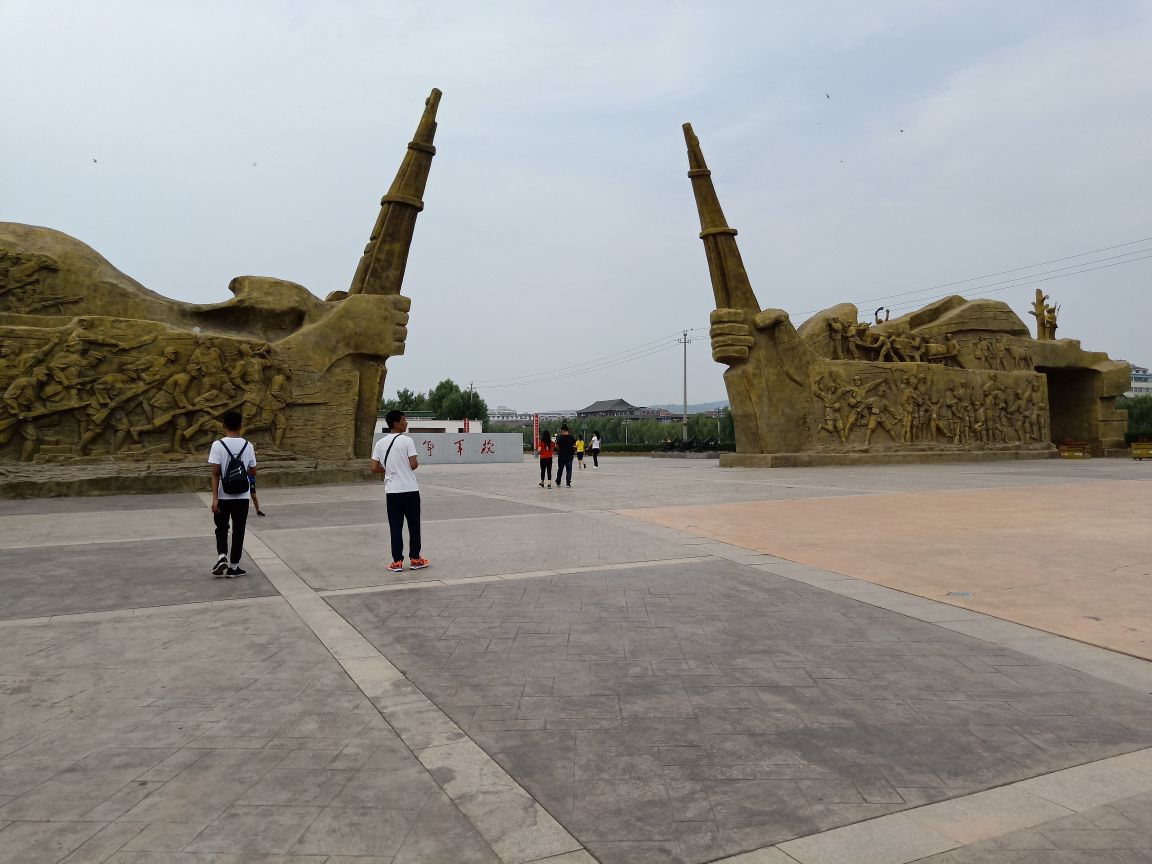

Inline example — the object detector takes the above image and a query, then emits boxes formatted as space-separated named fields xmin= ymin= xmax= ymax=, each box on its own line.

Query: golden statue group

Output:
xmin=683 ymin=124 xmax=1129 ymax=467
xmin=0 ymin=93 xmax=1131 ymax=480
xmin=0 ymin=90 xmax=440 ymax=470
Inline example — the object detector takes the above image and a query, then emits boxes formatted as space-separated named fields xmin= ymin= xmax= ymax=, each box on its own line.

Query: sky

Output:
xmin=3 ymin=1 xmax=1150 ymax=413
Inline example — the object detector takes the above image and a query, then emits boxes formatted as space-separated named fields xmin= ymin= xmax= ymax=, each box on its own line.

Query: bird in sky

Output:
xmin=825 ymin=93 xmax=830 ymax=99
xmin=91 ymin=158 xmax=97 ymax=163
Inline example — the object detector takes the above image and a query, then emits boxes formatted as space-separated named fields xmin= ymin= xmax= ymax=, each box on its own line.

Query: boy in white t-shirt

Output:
xmin=371 ymin=410 xmax=429 ymax=573
xmin=208 ymin=410 xmax=257 ymax=577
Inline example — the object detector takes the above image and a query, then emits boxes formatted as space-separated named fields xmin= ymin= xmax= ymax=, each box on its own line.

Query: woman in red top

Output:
xmin=538 ymin=430 xmax=555 ymax=488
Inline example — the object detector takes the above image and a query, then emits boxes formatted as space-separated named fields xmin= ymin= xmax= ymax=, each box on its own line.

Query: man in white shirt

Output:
xmin=371 ymin=410 xmax=429 ymax=572
xmin=208 ymin=410 xmax=257 ymax=577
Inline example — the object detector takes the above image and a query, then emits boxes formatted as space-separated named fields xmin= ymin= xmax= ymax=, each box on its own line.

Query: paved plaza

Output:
xmin=1 ymin=457 xmax=1152 ymax=863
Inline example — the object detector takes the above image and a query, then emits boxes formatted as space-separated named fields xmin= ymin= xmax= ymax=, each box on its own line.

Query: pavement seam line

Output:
xmin=313 ymin=554 xmax=711 ymax=598
xmin=757 ymin=746 xmax=1152 ymax=864
xmin=240 ymin=533 xmax=586 ymax=864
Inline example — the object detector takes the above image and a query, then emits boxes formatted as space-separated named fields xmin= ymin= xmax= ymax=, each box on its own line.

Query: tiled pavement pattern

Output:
xmin=915 ymin=789 xmax=1152 ymax=863
xmin=326 ymin=559 xmax=1152 ymax=864
xmin=3 ymin=458 xmax=1152 ymax=863
xmin=0 ymin=600 xmax=500 ymax=863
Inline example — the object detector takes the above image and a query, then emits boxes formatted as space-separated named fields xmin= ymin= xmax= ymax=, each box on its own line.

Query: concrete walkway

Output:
xmin=1 ymin=457 xmax=1151 ymax=863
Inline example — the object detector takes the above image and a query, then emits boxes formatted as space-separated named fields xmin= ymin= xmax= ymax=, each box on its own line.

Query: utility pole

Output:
xmin=677 ymin=330 xmax=694 ymax=442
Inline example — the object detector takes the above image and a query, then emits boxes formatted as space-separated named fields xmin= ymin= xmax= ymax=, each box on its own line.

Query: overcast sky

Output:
xmin=3 ymin=1 xmax=1150 ymax=412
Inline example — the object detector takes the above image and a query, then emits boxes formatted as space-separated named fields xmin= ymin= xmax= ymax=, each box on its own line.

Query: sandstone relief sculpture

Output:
xmin=683 ymin=122 xmax=1129 ymax=467
xmin=0 ymin=89 xmax=442 ymax=469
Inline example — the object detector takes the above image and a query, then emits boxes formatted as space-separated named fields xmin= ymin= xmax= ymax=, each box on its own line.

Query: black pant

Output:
xmin=556 ymin=455 xmax=573 ymax=485
xmin=387 ymin=491 xmax=421 ymax=562
xmin=214 ymin=498 xmax=250 ymax=565
xmin=591 ymin=448 xmax=600 ymax=467
xmin=539 ymin=457 xmax=553 ymax=483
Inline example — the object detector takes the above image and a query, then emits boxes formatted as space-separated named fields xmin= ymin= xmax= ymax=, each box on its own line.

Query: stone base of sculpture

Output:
xmin=0 ymin=457 xmax=374 ymax=499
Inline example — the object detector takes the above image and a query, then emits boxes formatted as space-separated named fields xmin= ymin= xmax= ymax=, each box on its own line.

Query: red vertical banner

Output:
xmin=533 ymin=413 xmax=540 ymax=452
xmin=463 ymin=418 xmax=470 ymax=433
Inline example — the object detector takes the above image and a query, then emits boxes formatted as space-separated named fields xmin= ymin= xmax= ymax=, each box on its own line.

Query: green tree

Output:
xmin=1120 ymin=395 xmax=1152 ymax=435
xmin=426 ymin=379 xmax=460 ymax=417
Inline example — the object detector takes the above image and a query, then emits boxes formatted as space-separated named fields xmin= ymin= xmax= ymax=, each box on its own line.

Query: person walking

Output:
xmin=208 ymin=410 xmax=257 ymax=577
xmin=538 ymin=430 xmax=555 ymax=488
xmin=249 ymin=467 xmax=265 ymax=517
xmin=589 ymin=431 xmax=601 ymax=467
xmin=555 ymin=424 xmax=576 ymax=487
xmin=575 ymin=434 xmax=586 ymax=469
xmin=371 ymin=409 xmax=429 ymax=573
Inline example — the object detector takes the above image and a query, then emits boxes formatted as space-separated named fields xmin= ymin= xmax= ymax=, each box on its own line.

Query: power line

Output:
xmin=474 ymin=328 xmax=705 ymax=388
xmin=881 ymin=252 xmax=1152 ymax=314
xmin=480 ymin=342 xmax=682 ymax=390
xmin=797 ymin=236 xmax=1152 ymax=317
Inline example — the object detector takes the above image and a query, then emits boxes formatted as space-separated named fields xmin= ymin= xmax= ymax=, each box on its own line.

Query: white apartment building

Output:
xmin=1126 ymin=364 xmax=1151 ymax=398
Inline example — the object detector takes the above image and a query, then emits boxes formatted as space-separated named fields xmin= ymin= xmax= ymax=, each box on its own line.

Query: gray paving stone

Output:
xmin=329 ymin=560 xmax=1152 ymax=864
xmin=0 ymin=537 xmax=273 ymax=620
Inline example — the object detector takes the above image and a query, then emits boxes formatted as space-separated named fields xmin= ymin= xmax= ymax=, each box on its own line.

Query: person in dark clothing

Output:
xmin=554 ymin=424 xmax=577 ymax=487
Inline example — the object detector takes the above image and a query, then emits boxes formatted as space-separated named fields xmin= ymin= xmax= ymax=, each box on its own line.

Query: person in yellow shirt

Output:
xmin=575 ymin=434 xmax=587 ymax=469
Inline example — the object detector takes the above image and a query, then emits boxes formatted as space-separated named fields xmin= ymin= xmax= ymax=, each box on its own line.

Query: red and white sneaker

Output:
xmin=388 ymin=560 xmax=404 ymax=572
xmin=409 ymin=557 xmax=430 ymax=570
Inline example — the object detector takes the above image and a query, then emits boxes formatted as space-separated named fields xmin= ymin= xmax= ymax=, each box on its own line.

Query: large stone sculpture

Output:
xmin=0 ymin=90 xmax=441 ymax=490
xmin=683 ymin=123 xmax=1129 ymax=467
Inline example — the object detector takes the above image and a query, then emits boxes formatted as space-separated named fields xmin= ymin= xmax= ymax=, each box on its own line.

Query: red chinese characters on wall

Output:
xmin=422 ymin=440 xmax=435 ymax=457
xmin=480 ymin=439 xmax=495 ymax=455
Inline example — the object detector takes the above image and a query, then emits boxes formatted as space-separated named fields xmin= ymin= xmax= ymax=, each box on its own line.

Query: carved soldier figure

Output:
xmin=230 ymin=342 xmax=272 ymax=426
xmin=79 ymin=370 xmax=143 ymax=455
xmin=1044 ymin=304 xmax=1058 ymax=340
xmin=0 ymin=367 xmax=50 ymax=461
xmin=840 ymin=375 xmax=884 ymax=442
xmin=898 ymin=375 xmax=922 ymax=443
xmin=262 ymin=368 xmax=293 ymax=449
xmin=864 ymin=383 xmax=900 ymax=446
xmin=813 ymin=373 xmax=845 ymax=439
xmin=874 ymin=330 xmax=898 ymax=363
xmin=827 ymin=317 xmax=846 ymax=359
xmin=1028 ymin=378 xmax=1048 ymax=441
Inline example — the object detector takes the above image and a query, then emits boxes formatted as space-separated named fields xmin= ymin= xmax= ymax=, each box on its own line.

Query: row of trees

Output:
xmin=381 ymin=379 xmax=490 ymax=424
xmin=1119 ymin=394 xmax=1152 ymax=440
xmin=489 ymin=409 xmax=733 ymax=448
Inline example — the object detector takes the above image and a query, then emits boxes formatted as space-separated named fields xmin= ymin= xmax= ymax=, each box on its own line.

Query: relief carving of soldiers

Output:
xmin=840 ymin=375 xmax=884 ymax=442
xmin=813 ymin=373 xmax=845 ymax=440
xmin=79 ymin=369 xmax=143 ymax=455
xmin=262 ymin=368 xmax=292 ymax=449
xmin=0 ymin=367 xmax=50 ymax=461
xmin=827 ymin=317 xmax=846 ymax=359
xmin=898 ymin=375 xmax=923 ymax=444
xmin=864 ymin=383 xmax=900 ymax=446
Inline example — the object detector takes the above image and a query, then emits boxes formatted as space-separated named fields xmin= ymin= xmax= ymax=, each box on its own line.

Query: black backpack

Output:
xmin=219 ymin=440 xmax=251 ymax=495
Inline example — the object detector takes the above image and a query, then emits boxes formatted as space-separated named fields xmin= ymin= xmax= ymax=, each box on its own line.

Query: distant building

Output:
xmin=576 ymin=399 xmax=664 ymax=420
xmin=1126 ymin=364 xmax=1152 ymax=398
xmin=374 ymin=414 xmax=482 ymax=435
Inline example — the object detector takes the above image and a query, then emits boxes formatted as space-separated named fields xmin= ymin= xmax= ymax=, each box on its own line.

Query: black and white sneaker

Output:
xmin=212 ymin=555 xmax=228 ymax=577
xmin=225 ymin=566 xmax=247 ymax=578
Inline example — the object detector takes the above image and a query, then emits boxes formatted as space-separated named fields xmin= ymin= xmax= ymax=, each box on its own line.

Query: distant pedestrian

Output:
xmin=371 ymin=409 xmax=430 ymax=573
xmin=590 ymin=431 xmax=601 ymax=467
xmin=208 ymin=410 xmax=257 ymax=578
xmin=538 ymin=430 xmax=555 ymax=488
xmin=575 ymin=434 xmax=586 ymax=469
xmin=555 ymin=424 xmax=576 ymax=487
xmin=249 ymin=467 xmax=265 ymax=517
